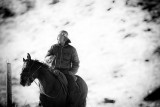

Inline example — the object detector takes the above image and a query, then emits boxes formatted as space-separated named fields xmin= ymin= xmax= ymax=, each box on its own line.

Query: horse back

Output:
xmin=76 ymin=75 xmax=88 ymax=95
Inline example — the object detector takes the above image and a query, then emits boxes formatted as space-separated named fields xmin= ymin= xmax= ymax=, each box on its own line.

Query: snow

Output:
xmin=0 ymin=0 xmax=160 ymax=106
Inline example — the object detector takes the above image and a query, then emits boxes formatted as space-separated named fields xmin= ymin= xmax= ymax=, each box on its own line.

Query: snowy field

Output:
xmin=0 ymin=0 xmax=160 ymax=107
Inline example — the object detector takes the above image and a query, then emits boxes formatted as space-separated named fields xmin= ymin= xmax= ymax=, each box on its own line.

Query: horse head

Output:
xmin=20 ymin=53 xmax=40 ymax=86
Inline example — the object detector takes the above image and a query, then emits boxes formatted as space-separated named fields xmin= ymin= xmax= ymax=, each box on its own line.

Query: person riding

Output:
xmin=45 ymin=30 xmax=80 ymax=95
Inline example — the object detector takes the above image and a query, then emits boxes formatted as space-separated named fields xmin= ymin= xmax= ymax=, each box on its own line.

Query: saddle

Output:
xmin=54 ymin=71 xmax=68 ymax=95
xmin=50 ymin=69 xmax=80 ymax=95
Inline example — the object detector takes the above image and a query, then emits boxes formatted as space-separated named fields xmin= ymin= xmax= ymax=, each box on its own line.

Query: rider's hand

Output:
xmin=68 ymin=71 xmax=73 ymax=75
xmin=45 ymin=55 xmax=56 ymax=64
xmin=46 ymin=59 xmax=52 ymax=64
xmin=54 ymin=69 xmax=60 ymax=76
xmin=68 ymin=71 xmax=77 ymax=81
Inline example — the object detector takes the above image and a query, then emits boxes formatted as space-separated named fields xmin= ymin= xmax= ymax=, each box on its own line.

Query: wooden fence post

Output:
xmin=6 ymin=62 xmax=12 ymax=107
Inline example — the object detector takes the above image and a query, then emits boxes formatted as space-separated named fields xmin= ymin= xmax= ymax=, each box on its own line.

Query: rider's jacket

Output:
xmin=46 ymin=40 xmax=79 ymax=74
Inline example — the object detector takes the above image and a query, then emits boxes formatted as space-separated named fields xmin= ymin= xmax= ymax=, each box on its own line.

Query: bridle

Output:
xmin=21 ymin=61 xmax=41 ymax=81
xmin=21 ymin=60 xmax=63 ymax=99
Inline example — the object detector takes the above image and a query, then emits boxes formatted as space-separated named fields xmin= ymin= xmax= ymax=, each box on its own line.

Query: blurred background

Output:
xmin=0 ymin=0 xmax=160 ymax=107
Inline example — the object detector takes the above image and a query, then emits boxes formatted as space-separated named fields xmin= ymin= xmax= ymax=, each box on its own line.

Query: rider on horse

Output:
xmin=45 ymin=30 xmax=80 ymax=95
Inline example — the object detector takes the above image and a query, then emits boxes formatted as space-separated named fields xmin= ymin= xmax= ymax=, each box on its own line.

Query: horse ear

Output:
xmin=27 ymin=53 xmax=31 ymax=60
xmin=23 ymin=58 xmax=26 ymax=62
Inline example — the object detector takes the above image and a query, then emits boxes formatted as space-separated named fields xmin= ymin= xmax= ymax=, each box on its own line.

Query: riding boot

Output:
xmin=65 ymin=74 xmax=80 ymax=94
xmin=70 ymin=75 xmax=80 ymax=93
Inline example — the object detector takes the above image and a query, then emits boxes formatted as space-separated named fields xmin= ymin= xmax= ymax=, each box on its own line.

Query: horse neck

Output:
xmin=37 ymin=66 xmax=60 ymax=94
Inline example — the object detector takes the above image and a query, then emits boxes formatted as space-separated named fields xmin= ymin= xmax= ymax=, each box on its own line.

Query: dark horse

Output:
xmin=20 ymin=53 xmax=88 ymax=107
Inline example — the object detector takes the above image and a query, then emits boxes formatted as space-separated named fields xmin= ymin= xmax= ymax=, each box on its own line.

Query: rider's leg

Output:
xmin=65 ymin=74 xmax=79 ymax=93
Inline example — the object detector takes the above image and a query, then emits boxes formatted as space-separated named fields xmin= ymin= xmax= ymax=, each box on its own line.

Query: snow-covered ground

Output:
xmin=0 ymin=0 xmax=160 ymax=107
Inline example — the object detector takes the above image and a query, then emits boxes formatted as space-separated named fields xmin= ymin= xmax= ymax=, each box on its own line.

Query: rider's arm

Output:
xmin=45 ymin=45 xmax=57 ymax=63
xmin=70 ymin=47 xmax=80 ymax=75
xmin=45 ymin=45 xmax=57 ymax=57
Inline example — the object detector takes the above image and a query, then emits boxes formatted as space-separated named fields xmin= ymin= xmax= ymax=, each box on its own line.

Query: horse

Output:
xmin=20 ymin=53 xmax=88 ymax=107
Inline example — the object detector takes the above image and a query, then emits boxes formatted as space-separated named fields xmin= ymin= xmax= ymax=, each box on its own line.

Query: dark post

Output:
xmin=7 ymin=62 xmax=12 ymax=107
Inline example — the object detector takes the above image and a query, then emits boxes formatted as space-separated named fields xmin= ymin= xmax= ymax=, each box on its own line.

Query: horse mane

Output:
xmin=33 ymin=59 xmax=50 ymax=70
xmin=33 ymin=59 xmax=58 ymax=78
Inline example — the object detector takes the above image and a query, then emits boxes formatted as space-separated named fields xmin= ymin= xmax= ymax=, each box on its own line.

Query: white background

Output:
xmin=0 ymin=0 xmax=160 ymax=107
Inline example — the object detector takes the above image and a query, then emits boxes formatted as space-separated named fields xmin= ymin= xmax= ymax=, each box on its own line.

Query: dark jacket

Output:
xmin=46 ymin=40 xmax=80 ymax=74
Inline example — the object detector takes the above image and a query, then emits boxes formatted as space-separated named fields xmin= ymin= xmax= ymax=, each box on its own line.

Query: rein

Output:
xmin=34 ymin=80 xmax=62 ymax=99
xmin=34 ymin=67 xmax=63 ymax=99
xmin=22 ymin=61 xmax=64 ymax=99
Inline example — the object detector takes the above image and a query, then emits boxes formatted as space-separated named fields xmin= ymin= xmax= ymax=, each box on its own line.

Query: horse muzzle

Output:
xmin=20 ymin=77 xmax=32 ymax=86
xmin=26 ymin=80 xmax=31 ymax=86
xmin=20 ymin=80 xmax=26 ymax=86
